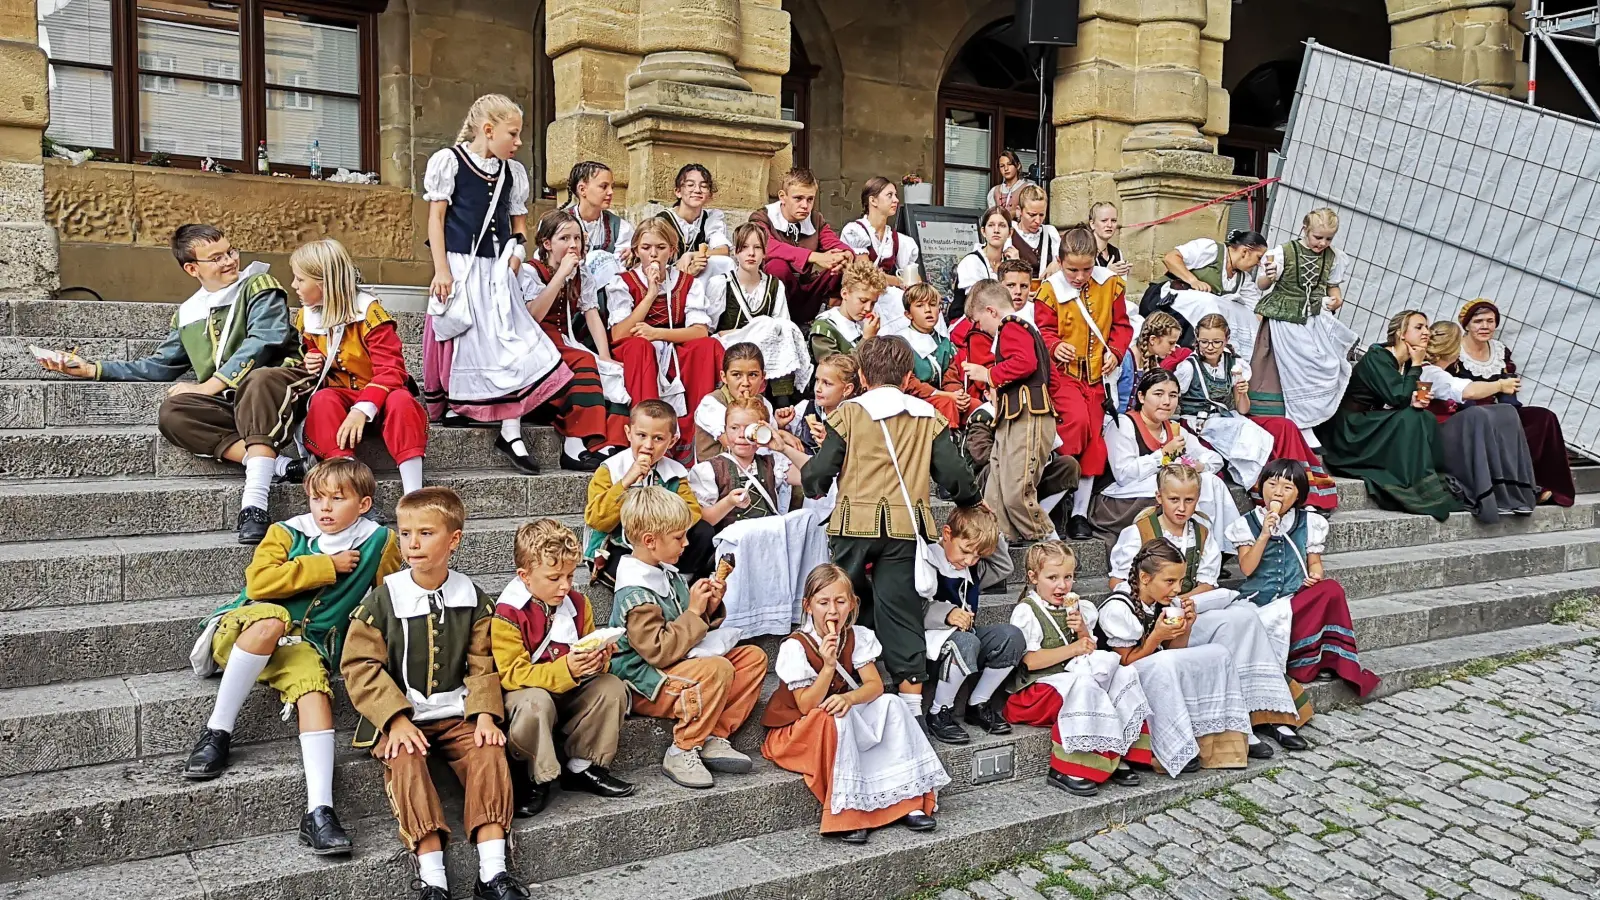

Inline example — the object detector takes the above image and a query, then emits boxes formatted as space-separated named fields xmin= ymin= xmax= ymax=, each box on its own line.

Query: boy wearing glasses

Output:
xmin=38 ymin=223 xmax=308 ymax=545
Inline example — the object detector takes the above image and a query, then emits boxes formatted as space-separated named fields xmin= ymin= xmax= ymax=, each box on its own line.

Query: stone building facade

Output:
xmin=0 ymin=0 xmax=1537 ymax=302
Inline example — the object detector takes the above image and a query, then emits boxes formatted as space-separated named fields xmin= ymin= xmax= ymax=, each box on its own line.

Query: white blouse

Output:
xmin=705 ymin=271 xmax=791 ymax=326
xmin=1108 ymin=519 xmax=1221 ymax=585
xmin=1174 ymin=356 xmax=1252 ymax=396
xmin=421 ymin=145 xmax=530 ymax=217
xmin=1101 ymin=415 xmax=1225 ymax=500
xmin=840 ymin=219 xmax=920 ymax=275
xmin=1419 ymin=364 xmax=1471 ymax=405
xmin=666 ymin=208 xmax=732 ymax=252
xmin=604 ymin=268 xmax=713 ymax=330
xmin=1262 ymin=243 xmax=1347 ymax=287
xmin=574 ymin=208 xmax=635 ymax=257
xmin=955 ymin=251 xmax=1001 ymax=290
xmin=1098 ymin=594 xmax=1160 ymax=648
xmin=1005 ymin=223 xmax=1060 ymax=274
xmin=1223 ymin=507 xmax=1329 ymax=555
xmin=1010 ymin=592 xmax=1100 ymax=653
xmin=522 ymin=265 xmax=599 ymax=314
xmin=687 ymin=453 xmax=792 ymax=515
xmin=774 ymin=624 xmax=882 ymax=689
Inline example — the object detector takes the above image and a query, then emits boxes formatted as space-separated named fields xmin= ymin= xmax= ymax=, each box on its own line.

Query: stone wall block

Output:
xmin=1054 ymin=121 xmax=1130 ymax=176
xmin=1202 ymin=82 xmax=1231 ymax=137
xmin=546 ymin=0 xmax=642 ymax=56
xmin=1135 ymin=22 xmax=1202 ymax=69
xmin=1198 ymin=36 xmax=1225 ymax=84
xmin=0 ymin=223 xmax=57 ymax=297
xmin=1050 ymin=171 xmax=1120 ymax=226
xmin=637 ymin=0 xmax=742 ymax=58
xmin=553 ymin=49 xmax=637 ymax=116
xmin=548 ymin=113 xmax=630 ymax=192
xmin=1132 ymin=68 xmax=1211 ymax=125
xmin=411 ymin=14 xmax=535 ymax=87
xmin=0 ymin=159 xmax=43 ymax=221
xmin=0 ymin=39 xmax=48 ymax=134
xmin=1201 ymin=0 xmax=1232 ymax=42
xmin=433 ymin=0 xmax=540 ymax=27
xmin=1054 ymin=66 xmax=1137 ymax=126
xmin=736 ymin=3 xmax=792 ymax=76
xmin=43 ymin=161 xmax=135 ymax=245
xmin=1061 ymin=19 xmax=1138 ymax=68
xmin=0 ymin=0 xmax=37 ymax=43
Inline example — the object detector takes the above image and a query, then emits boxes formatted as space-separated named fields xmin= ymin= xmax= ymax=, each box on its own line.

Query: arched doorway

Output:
xmin=936 ymin=17 xmax=1050 ymax=208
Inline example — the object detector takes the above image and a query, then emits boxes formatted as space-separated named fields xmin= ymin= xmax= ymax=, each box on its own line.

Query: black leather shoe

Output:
xmin=560 ymin=765 xmax=636 ymax=798
xmin=512 ymin=772 xmax=549 ymax=818
xmin=963 ymin=699 xmax=1013 ymax=735
xmin=560 ymin=449 xmax=612 ymax=472
xmin=1067 ymin=515 xmax=1095 ymax=541
xmin=1181 ymin=757 xmax=1202 ymax=774
xmin=925 ymin=707 xmax=971 ymax=745
xmin=1109 ymin=764 xmax=1141 ymax=787
xmin=1248 ymin=739 xmax=1276 ymax=760
xmin=1262 ymin=726 xmax=1310 ymax=751
xmin=274 ymin=458 xmax=306 ymax=484
xmin=237 ymin=506 xmax=271 ymax=545
xmin=298 ymin=805 xmax=353 ymax=855
xmin=413 ymin=883 xmax=450 ymax=900
xmin=181 ymin=726 xmax=231 ymax=779
xmin=901 ymin=810 xmax=937 ymax=832
xmin=495 ymin=436 xmax=541 ymax=474
xmin=474 ymin=872 xmax=530 ymax=900
xmin=1047 ymin=770 xmax=1099 ymax=796
xmin=836 ymin=828 xmax=870 ymax=844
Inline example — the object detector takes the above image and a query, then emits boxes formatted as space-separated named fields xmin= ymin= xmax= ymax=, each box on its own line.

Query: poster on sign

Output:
xmin=899 ymin=205 xmax=983 ymax=299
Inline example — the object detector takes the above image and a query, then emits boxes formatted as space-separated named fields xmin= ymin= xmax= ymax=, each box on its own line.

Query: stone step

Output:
xmin=0 ymin=470 xmax=591 ymax=544
xmin=9 ymin=526 xmax=1600 ymax=691
xmin=6 ymin=564 xmax=1596 ymax=779
xmin=0 ymin=298 xmax=427 ymax=343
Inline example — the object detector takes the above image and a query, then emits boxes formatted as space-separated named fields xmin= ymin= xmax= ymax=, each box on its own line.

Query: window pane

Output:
xmin=265 ymin=11 xmax=358 ymax=94
xmin=944 ymin=109 xmax=991 ymax=169
xmin=268 ymin=92 xmax=360 ymax=169
xmin=137 ymin=1 xmax=239 ymax=80
xmin=39 ymin=0 xmax=113 ymax=66
xmin=944 ymin=168 xmax=989 ymax=211
xmin=47 ymin=65 xmax=115 ymax=149
xmin=140 ymin=76 xmax=242 ymax=158
xmin=780 ymin=88 xmax=797 ymax=122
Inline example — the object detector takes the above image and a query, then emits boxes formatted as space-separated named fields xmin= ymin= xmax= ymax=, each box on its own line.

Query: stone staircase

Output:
xmin=0 ymin=298 xmax=1596 ymax=899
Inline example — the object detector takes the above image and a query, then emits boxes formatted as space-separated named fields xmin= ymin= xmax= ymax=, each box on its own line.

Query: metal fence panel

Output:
xmin=1267 ymin=42 xmax=1600 ymax=458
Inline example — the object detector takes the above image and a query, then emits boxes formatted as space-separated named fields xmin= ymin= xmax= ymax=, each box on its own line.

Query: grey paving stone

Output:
xmin=1461 ymin=775 xmax=1532 ymax=805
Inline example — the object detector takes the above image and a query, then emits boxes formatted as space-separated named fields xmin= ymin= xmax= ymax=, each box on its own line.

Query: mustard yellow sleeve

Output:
xmin=584 ymin=464 xmax=625 ymax=534
xmin=675 ymin=479 xmax=704 ymax=522
xmin=492 ymin=615 xmax=581 ymax=694
xmin=340 ymin=601 xmax=411 ymax=732
xmin=464 ymin=595 xmax=506 ymax=721
xmin=245 ymin=524 xmax=338 ymax=601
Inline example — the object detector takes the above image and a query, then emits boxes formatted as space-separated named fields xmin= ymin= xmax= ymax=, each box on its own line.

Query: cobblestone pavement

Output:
xmin=924 ymin=643 xmax=1600 ymax=900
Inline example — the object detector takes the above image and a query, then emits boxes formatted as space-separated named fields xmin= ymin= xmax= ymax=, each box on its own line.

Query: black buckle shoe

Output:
xmin=495 ymin=435 xmax=541 ymax=475
xmin=925 ymin=707 xmax=971 ymax=745
xmin=237 ymin=506 xmax=271 ymax=545
xmin=901 ymin=810 xmax=937 ymax=832
xmin=1261 ymin=725 xmax=1310 ymax=751
xmin=511 ymin=770 xmax=549 ymax=819
xmin=1109 ymin=763 xmax=1141 ymax=787
xmin=1067 ymin=515 xmax=1095 ymax=541
xmin=1047 ymin=770 xmax=1099 ymax=796
xmin=560 ymin=765 xmax=636 ymax=798
xmin=962 ymin=699 xmax=1013 ymax=735
xmin=474 ymin=872 xmax=531 ymax=900
xmin=274 ymin=458 xmax=306 ymax=484
xmin=299 ymin=805 xmax=353 ymax=855
xmin=560 ymin=448 xmax=612 ymax=471
xmin=1248 ymin=739 xmax=1276 ymax=760
xmin=181 ymin=726 xmax=232 ymax=780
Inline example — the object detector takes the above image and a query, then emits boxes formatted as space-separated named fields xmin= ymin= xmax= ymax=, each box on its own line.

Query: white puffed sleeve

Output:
xmin=955 ymin=253 xmax=991 ymax=290
xmin=615 ymin=217 xmax=636 ymax=255
xmin=1009 ymin=602 xmax=1046 ymax=652
xmin=1105 ymin=416 xmax=1164 ymax=489
xmin=1420 ymin=365 xmax=1469 ymax=404
xmin=849 ymin=626 xmax=882 ymax=669
xmin=605 ymin=273 xmax=638 ymax=327
xmin=839 ymin=221 xmax=872 ymax=255
xmin=1305 ymin=511 xmax=1330 ymax=555
xmin=1106 ymin=525 xmax=1142 ymax=583
xmin=704 ymin=209 xmax=732 ymax=250
xmin=769 ymin=279 xmax=792 ymax=321
xmin=898 ymin=234 xmax=921 ymax=275
xmin=704 ymin=271 xmax=735 ymax=326
xmin=687 ymin=461 xmax=721 ymax=510
xmin=1174 ymin=358 xmax=1197 ymax=394
xmin=422 ymin=148 xmax=459 ymax=203
xmin=1176 ymin=238 xmax=1219 ymax=272
xmin=1196 ymin=525 xmax=1222 ymax=585
xmin=682 ymin=272 xmax=713 ymax=329
xmin=774 ymin=637 xmax=819 ymax=689
xmin=1097 ymin=599 xmax=1146 ymax=648
xmin=507 ymin=159 xmax=531 ymax=217
xmin=1184 ymin=423 xmax=1225 ymax=474
xmin=1224 ymin=510 xmax=1262 ymax=548
xmin=1327 ymin=248 xmax=1347 ymax=286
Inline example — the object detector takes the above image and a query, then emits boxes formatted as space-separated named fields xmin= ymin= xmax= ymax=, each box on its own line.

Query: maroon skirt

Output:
xmin=1517 ymin=405 xmax=1575 ymax=507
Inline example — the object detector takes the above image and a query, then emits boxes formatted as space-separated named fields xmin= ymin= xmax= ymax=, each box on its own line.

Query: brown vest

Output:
xmin=761 ymin=629 xmax=861 ymax=728
xmin=995 ymin=317 xmax=1055 ymax=421
xmin=826 ymin=400 xmax=946 ymax=540
xmin=710 ymin=454 xmax=780 ymax=523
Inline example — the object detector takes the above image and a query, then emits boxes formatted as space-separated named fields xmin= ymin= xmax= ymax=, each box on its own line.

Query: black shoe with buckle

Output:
xmin=511 ymin=770 xmax=549 ymax=818
xmin=925 ymin=707 xmax=971 ymax=745
xmin=298 ymin=805 xmax=353 ymax=855
xmin=560 ymin=448 xmax=612 ymax=472
xmin=1067 ymin=515 xmax=1095 ymax=541
xmin=962 ymin=699 xmax=1013 ymax=735
xmin=1261 ymin=725 xmax=1310 ymax=751
xmin=560 ymin=765 xmax=636 ymax=798
xmin=237 ymin=506 xmax=272 ymax=545
xmin=901 ymin=810 xmax=937 ymax=832
xmin=181 ymin=726 xmax=232 ymax=780
xmin=1248 ymin=739 xmax=1276 ymax=760
xmin=836 ymin=828 xmax=870 ymax=844
xmin=1109 ymin=763 xmax=1141 ymax=787
xmin=494 ymin=435 xmax=541 ymax=475
xmin=473 ymin=872 xmax=530 ymax=900
xmin=274 ymin=457 xmax=306 ymax=484
xmin=1047 ymin=770 xmax=1099 ymax=796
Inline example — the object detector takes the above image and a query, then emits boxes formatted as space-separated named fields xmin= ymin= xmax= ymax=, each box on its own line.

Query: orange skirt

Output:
xmin=762 ymin=708 xmax=937 ymax=834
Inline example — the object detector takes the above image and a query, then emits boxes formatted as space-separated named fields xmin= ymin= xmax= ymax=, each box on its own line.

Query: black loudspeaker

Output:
xmin=1016 ymin=0 xmax=1078 ymax=47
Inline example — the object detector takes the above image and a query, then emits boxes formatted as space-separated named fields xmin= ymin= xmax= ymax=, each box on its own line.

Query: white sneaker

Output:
xmin=661 ymin=747 xmax=714 ymax=789
xmin=700 ymin=736 xmax=753 ymax=774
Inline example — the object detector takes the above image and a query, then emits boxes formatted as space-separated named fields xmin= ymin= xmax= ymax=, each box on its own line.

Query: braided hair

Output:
xmin=1136 ymin=311 xmax=1183 ymax=370
xmin=1021 ymin=540 xmax=1076 ymax=604
xmin=566 ymin=160 xmax=612 ymax=206
xmin=1129 ymin=538 xmax=1184 ymax=605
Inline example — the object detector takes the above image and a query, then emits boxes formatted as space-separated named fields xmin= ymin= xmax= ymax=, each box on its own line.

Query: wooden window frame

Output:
xmin=44 ymin=0 xmax=379 ymax=177
xmin=782 ymin=26 xmax=818 ymax=172
xmin=935 ymin=84 xmax=1047 ymax=208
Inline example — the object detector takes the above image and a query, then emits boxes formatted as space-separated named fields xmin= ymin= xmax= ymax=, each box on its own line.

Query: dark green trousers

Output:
xmin=828 ymin=534 xmax=927 ymax=685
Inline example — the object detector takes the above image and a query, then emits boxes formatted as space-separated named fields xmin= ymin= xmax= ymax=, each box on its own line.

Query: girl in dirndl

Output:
xmin=422 ymin=94 xmax=572 ymax=474
xmin=706 ymin=223 xmax=813 ymax=405
xmin=1159 ymin=230 xmax=1269 ymax=360
xmin=840 ymin=176 xmax=924 ymax=337
xmin=657 ymin=163 xmax=736 ymax=296
xmin=762 ymin=564 xmax=949 ymax=844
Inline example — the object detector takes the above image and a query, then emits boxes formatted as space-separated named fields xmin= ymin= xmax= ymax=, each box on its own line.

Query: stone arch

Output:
xmin=780 ymin=0 xmax=845 ymax=215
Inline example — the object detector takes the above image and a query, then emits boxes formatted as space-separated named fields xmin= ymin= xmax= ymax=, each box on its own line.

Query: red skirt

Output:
xmin=1517 ymin=405 xmax=1575 ymax=507
xmin=533 ymin=321 xmax=629 ymax=450
xmin=1287 ymin=580 xmax=1380 ymax=697
xmin=1002 ymin=682 xmax=1152 ymax=782
xmin=1250 ymin=414 xmax=1338 ymax=511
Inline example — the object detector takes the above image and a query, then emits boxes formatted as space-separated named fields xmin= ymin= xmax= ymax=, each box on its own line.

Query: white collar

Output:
xmin=767 ymin=202 xmax=815 ymax=236
xmin=844 ymin=385 xmax=937 ymax=421
xmin=614 ymin=555 xmax=676 ymax=596
xmin=1012 ymin=303 xmax=1037 ymax=326
xmin=1044 ymin=267 xmax=1115 ymax=303
xmin=903 ymin=327 xmax=940 ymax=359
xmin=1253 ymin=506 xmax=1299 ymax=536
xmin=176 ymin=261 xmax=270 ymax=328
xmin=927 ymin=540 xmax=970 ymax=580
xmin=1011 ymin=223 xmax=1044 ymax=248
xmin=602 ymin=447 xmax=690 ymax=484
xmin=301 ymin=290 xmax=377 ymax=335
xmin=387 ymin=569 xmax=478 ymax=619
xmin=458 ymin=143 xmax=502 ymax=173
xmin=816 ymin=307 xmax=863 ymax=341
xmin=496 ymin=576 xmax=578 ymax=622
xmin=281 ymin=513 xmax=381 ymax=555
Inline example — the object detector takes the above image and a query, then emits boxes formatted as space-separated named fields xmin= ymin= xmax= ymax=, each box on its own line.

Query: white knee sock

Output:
xmin=929 ymin=673 xmax=964 ymax=714
xmin=418 ymin=850 xmax=447 ymax=889
xmin=1039 ymin=490 xmax=1067 ymax=513
xmin=398 ymin=457 xmax=424 ymax=495
xmin=477 ymin=837 xmax=507 ymax=882
xmin=500 ymin=418 xmax=523 ymax=442
xmin=241 ymin=457 xmax=275 ymax=511
xmin=562 ymin=436 xmax=587 ymax=458
xmin=566 ymin=757 xmax=593 ymax=773
xmin=1071 ymin=476 xmax=1095 ymax=517
xmin=208 ymin=646 xmax=272 ymax=732
xmin=900 ymin=692 xmax=924 ymax=719
xmin=274 ymin=455 xmax=293 ymax=478
xmin=299 ymin=728 xmax=335 ymax=811
xmin=968 ymin=667 xmax=1013 ymax=706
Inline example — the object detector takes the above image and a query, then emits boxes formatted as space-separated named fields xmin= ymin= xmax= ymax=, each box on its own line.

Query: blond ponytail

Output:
xmin=456 ymin=93 xmax=523 ymax=144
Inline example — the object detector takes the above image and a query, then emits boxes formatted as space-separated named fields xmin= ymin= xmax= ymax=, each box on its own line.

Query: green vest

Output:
xmin=206 ymin=524 xmax=393 ymax=666
xmin=1133 ymin=509 xmax=1209 ymax=595
xmin=717 ymin=275 xmax=781 ymax=332
xmin=1178 ymin=352 xmax=1238 ymax=417
xmin=178 ymin=271 xmax=287 ymax=383
xmin=1185 ymin=240 xmax=1249 ymax=295
xmin=608 ymin=571 xmax=693 ymax=701
xmin=1007 ymin=594 xmax=1083 ymax=692
xmin=911 ymin=334 xmax=956 ymax=385
xmin=1254 ymin=241 xmax=1331 ymax=326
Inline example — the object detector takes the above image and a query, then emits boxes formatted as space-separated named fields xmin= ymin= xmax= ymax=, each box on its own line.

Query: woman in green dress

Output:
xmin=1315 ymin=310 xmax=1461 ymax=521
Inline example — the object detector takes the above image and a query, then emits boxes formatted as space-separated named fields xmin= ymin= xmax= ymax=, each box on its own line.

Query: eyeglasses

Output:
xmin=195 ymin=247 xmax=240 ymax=266
xmin=1196 ymin=339 xmax=1227 ymax=347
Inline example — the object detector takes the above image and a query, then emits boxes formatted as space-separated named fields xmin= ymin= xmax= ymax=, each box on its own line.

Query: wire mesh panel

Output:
xmin=1266 ymin=42 xmax=1600 ymax=458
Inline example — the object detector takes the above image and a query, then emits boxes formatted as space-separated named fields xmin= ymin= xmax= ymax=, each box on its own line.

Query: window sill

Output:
xmin=44 ymin=157 xmax=395 ymax=191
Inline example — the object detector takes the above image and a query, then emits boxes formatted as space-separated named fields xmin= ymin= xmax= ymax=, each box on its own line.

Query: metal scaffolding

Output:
xmin=1528 ymin=1 xmax=1600 ymax=119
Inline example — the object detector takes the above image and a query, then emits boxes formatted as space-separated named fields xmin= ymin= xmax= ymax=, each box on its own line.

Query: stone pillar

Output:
xmin=1051 ymin=0 xmax=1252 ymax=286
xmin=1388 ymin=0 xmax=1520 ymax=96
xmin=0 ymin=0 xmax=58 ymax=299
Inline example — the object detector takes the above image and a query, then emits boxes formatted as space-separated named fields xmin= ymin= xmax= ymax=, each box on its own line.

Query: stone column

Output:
xmin=1051 ymin=0 xmax=1252 ymax=285
xmin=0 ymin=0 xmax=58 ymax=299
xmin=1388 ymin=0 xmax=1521 ymax=97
